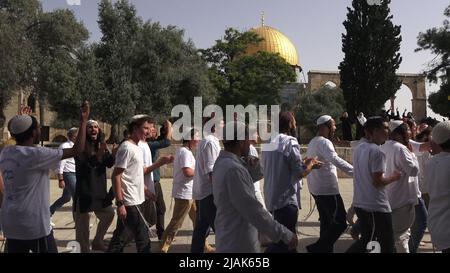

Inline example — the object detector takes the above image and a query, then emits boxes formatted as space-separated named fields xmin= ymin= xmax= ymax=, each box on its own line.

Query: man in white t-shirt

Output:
xmin=160 ymin=128 xmax=199 ymax=253
xmin=306 ymin=115 xmax=353 ymax=253
xmin=426 ymin=121 xmax=450 ymax=253
xmin=138 ymin=116 xmax=173 ymax=235
xmin=107 ymin=115 xmax=171 ymax=253
xmin=191 ymin=116 xmax=222 ymax=253
xmin=0 ymin=103 xmax=89 ymax=253
xmin=346 ymin=117 xmax=401 ymax=253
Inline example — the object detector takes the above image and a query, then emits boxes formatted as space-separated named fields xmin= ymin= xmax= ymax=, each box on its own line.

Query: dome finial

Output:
xmin=261 ymin=11 xmax=265 ymax=27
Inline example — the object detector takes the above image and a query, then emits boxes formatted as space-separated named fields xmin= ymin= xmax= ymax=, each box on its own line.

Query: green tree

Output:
xmin=201 ymin=28 xmax=296 ymax=107
xmin=95 ymin=0 xmax=141 ymax=142
xmin=133 ymin=22 xmax=216 ymax=120
xmin=296 ymin=86 xmax=345 ymax=135
xmin=0 ymin=0 xmax=40 ymax=132
xmin=339 ymin=0 xmax=402 ymax=119
xmin=45 ymin=45 xmax=104 ymax=128
xmin=416 ymin=5 xmax=450 ymax=118
xmin=30 ymin=8 xmax=89 ymax=126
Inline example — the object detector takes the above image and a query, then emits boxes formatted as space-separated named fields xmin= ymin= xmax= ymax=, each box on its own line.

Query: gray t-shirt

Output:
xmin=352 ymin=142 xmax=391 ymax=213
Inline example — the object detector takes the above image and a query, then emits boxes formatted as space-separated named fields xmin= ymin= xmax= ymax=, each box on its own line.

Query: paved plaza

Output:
xmin=45 ymin=178 xmax=435 ymax=253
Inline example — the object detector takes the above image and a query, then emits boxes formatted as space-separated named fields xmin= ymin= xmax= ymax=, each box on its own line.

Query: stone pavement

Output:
xmin=49 ymin=178 xmax=435 ymax=253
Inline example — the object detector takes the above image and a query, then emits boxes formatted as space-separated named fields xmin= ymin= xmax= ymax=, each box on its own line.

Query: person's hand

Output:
xmin=80 ymin=101 xmax=90 ymax=122
xmin=117 ymin=205 xmax=127 ymax=220
xmin=58 ymin=180 xmax=65 ymax=189
xmin=156 ymin=155 xmax=172 ymax=166
xmin=312 ymin=159 xmax=323 ymax=169
xmin=390 ymin=170 xmax=402 ymax=182
xmin=19 ymin=105 xmax=32 ymax=116
xmin=163 ymin=120 xmax=172 ymax=128
xmin=287 ymin=232 xmax=298 ymax=250
xmin=111 ymin=144 xmax=119 ymax=157
xmin=304 ymin=157 xmax=322 ymax=169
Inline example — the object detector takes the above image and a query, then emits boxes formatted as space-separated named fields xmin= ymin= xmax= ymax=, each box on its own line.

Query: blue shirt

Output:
xmin=147 ymin=137 xmax=171 ymax=182
xmin=262 ymin=134 xmax=306 ymax=212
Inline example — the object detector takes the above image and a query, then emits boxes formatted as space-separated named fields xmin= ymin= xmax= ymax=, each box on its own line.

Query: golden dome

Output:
xmin=245 ymin=25 xmax=299 ymax=67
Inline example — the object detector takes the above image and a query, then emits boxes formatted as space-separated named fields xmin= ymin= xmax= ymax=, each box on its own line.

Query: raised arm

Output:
xmin=62 ymin=102 xmax=89 ymax=159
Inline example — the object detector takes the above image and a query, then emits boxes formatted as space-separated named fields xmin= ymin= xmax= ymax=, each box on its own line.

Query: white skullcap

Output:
xmin=389 ymin=120 xmax=404 ymax=132
xmin=8 ymin=115 xmax=33 ymax=134
xmin=87 ymin=120 xmax=99 ymax=127
xmin=316 ymin=115 xmax=332 ymax=126
xmin=129 ymin=114 xmax=149 ymax=124
xmin=432 ymin=121 xmax=450 ymax=145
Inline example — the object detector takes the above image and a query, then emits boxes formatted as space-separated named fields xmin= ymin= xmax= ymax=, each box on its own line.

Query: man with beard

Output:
xmin=262 ymin=111 xmax=322 ymax=252
xmin=305 ymin=115 xmax=354 ymax=253
xmin=74 ymin=120 xmax=116 ymax=253
xmin=0 ymin=103 xmax=89 ymax=253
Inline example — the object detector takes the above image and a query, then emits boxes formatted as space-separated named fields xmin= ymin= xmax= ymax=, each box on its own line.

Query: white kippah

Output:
xmin=316 ymin=115 xmax=332 ymax=126
xmin=389 ymin=120 xmax=404 ymax=132
xmin=8 ymin=115 xmax=33 ymax=134
xmin=87 ymin=120 xmax=98 ymax=127
xmin=129 ymin=114 xmax=149 ymax=124
xmin=432 ymin=121 xmax=450 ymax=145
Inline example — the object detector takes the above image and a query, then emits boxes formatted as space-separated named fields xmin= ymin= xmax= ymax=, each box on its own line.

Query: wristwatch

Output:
xmin=115 ymin=200 xmax=125 ymax=207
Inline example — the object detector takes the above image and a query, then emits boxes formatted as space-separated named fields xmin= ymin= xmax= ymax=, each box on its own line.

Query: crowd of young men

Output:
xmin=0 ymin=104 xmax=449 ymax=253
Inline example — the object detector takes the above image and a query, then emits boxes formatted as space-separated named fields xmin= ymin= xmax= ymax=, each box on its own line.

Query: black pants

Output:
xmin=154 ymin=181 xmax=166 ymax=239
xmin=265 ymin=204 xmax=298 ymax=253
xmin=107 ymin=205 xmax=151 ymax=253
xmin=307 ymin=194 xmax=347 ymax=253
xmin=346 ymin=207 xmax=396 ymax=253
xmin=190 ymin=194 xmax=216 ymax=253
xmin=443 ymin=248 xmax=450 ymax=253
xmin=6 ymin=230 xmax=58 ymax=253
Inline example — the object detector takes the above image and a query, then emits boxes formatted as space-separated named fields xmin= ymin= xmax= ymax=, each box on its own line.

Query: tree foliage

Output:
xmin=339 ymin=0 xmax=402 ymax=118
xmin=416 ymin=5 xmax=450 ymax=118
xmin=201 ymin=28 xmax=296 ymax=107
xmin=296 ymin=86 xmax=345 ymax=134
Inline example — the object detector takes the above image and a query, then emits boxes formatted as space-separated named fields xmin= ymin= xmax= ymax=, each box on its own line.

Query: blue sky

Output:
xmin=40 ymin=0 xmax=449 ymax=120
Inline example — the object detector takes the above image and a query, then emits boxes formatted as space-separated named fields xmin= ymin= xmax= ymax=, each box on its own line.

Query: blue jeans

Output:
xmin=408 ymin=197 xmax=428 ymax=253
xmin=50 ymin=172 xmax=76 ymax=215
